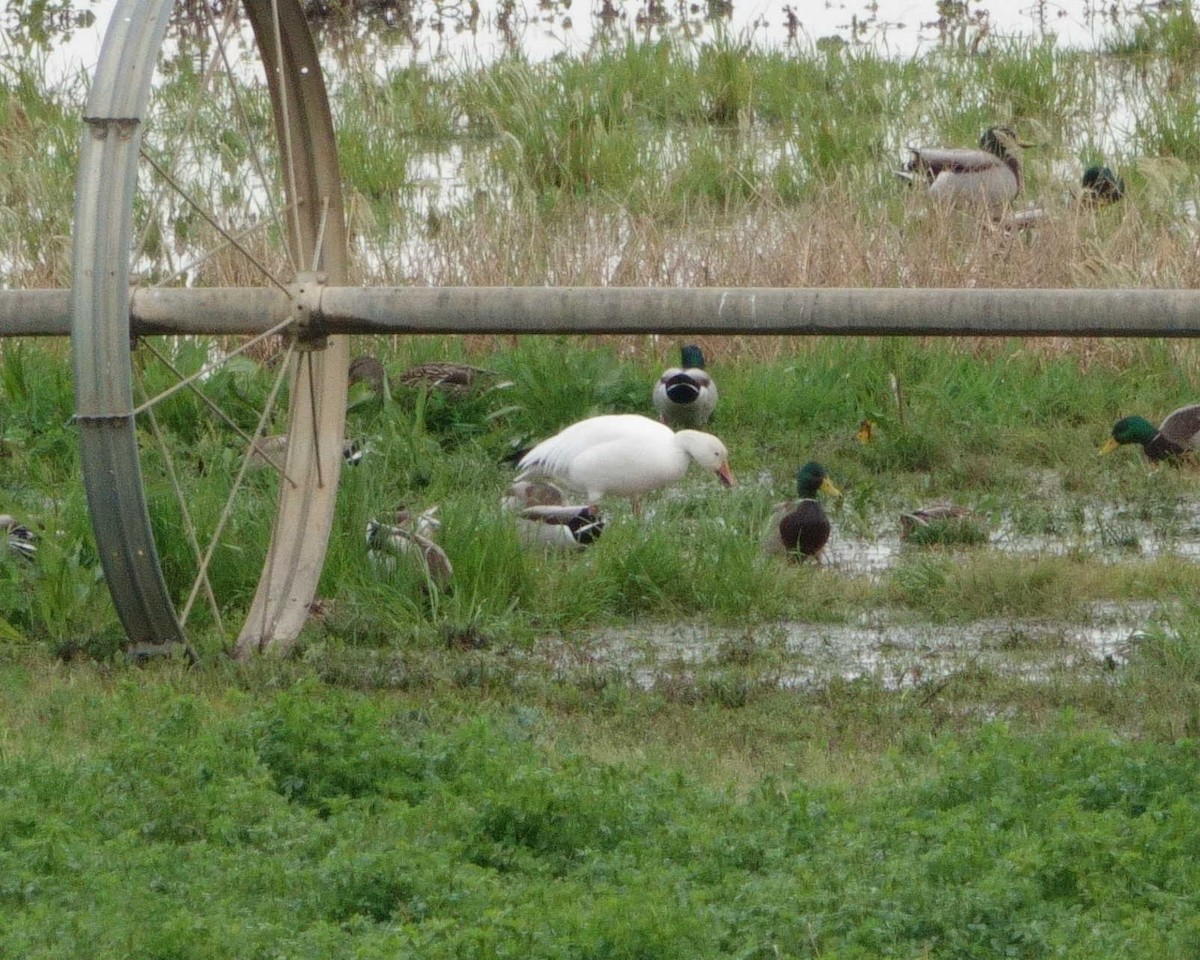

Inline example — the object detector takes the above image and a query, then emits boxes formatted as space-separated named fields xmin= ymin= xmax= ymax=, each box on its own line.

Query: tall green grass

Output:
xmin=1 ymin=334 xmax=1198 ymax=653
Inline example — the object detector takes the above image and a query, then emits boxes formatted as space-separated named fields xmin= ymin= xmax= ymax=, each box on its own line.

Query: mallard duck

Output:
xmin=856 ymin=419 xmax=875 ymax=443
xmin=348 ymin=355 xmax=391 ymax=404
xmin=397 ymin=362 xmax=499 ymax=393
xmin=502 ymin=479 xmax=605 ymax=549
xmin=1081 ymin=164 xmax=1125 ymax=206
xmin=517 ymin=414 xmax=734 ymax=511
xmin=763 ymin=462 xmax=841 ymax=564
xmin=248 ymin=433 xmax=365 ymax=470
xmin=899 ymin=503 xmax=972 ymax=537
xmin=0 ymin=514 xmax=35 ymax=561
xmin=1101 ymin=405 xmax=1200 ymax=461
xmin=365 ymin=505 xmax=452 ymax=588
xmin=653 ymin=344 xmax=718 ymax=428
xmin=518 ymin=504 xmax=605 ymax=549
xmin=898 ymin=503 xmax=990 ymax=546
xmin=899 ymin=126 xmax=1034 ymax=213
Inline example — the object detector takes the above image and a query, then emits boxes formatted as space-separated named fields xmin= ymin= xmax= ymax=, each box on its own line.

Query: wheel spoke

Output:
xmin=178 ymin=338 xmax=296 ymax=627
xmin=130 ymin=1 xmax=243 ymax=274
xmin=130 ymin=312 xmax=297 ymax=417
xmin=147 ymin=211 xmax=293 ymax=290
xmin=266 ymin=0 xmax=309 ymax=272
xmin=137 ymin=338 xmax=303 ymax=487
xmin=200 ymin=1 xmax=300 ymax=277
xmin=135 ymin=374 xmax=225 ymax=635
xmin=139 ymin=148 xmax=294 ymax=295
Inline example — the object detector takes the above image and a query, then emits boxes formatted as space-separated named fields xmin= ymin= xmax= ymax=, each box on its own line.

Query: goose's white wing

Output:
xmin=517 ymin=414 xmax=670 ymax=483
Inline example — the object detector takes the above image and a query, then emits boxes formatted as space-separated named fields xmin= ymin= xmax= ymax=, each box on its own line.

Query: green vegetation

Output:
xmin=5 ymin=333 xmax=1200 ymax=651
xmin=4 ymin=658 xmax=1200 ymax=957
xmin=4 ymin=2 xmax=1200 ymax=955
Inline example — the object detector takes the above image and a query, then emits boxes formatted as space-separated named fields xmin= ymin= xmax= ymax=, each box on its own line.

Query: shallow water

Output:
xmin=533 ymin=482 xmax=1195 ymax=692
xmin=36 ymin=0 xmax=1165 ymax=285
xmin=823 ymin=499 xmax=1200 ymax=577
xmin=535 ymin=600 xmax=1158 ymax=691
xmin=49 ymin=1 xmax=1152 ymax=84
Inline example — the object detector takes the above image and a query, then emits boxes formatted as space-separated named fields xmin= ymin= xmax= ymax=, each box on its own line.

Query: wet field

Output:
xmin=529 ymin=477 xmax=1199 ymax=691
xmin=535 ymin=601 xmax=1155 ymax=693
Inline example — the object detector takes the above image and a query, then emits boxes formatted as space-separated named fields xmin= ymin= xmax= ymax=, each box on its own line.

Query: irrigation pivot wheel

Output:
xmin=72 ymin=0 xmax=348 ymax=658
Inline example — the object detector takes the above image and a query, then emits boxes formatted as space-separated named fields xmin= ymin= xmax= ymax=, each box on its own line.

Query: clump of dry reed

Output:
xmin=379 ymin=181 xmax=1200 ymax=365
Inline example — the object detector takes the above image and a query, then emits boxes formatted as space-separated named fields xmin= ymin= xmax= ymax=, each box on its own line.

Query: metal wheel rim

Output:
xmin=71 ymin=0 xmax=348 ymax=657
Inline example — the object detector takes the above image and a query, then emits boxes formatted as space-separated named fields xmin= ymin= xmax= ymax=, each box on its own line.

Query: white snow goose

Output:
xmin=516 ymin=414 xmax=734 ymax=512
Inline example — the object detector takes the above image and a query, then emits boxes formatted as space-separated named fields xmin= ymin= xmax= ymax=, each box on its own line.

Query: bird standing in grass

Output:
xmin=348 ymin=355 xmax=391 ymax=401
xmin=397 ymin=362 xmax=500 ymax=394
xmin=899 ymin=125 xmax=1034 ymax=214
xmin=517 ymin=413 xmax=734 ymax=513
xmin=764 ymin=462 xmax=841 ymax=564
xmin=653 ymin=344 xmax=718 ymax=428
xmin=1101 ymin=405 xmax=1200 ymax=462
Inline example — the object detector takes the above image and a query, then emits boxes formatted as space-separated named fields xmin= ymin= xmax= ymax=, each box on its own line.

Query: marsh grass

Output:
xmin=270 ymin=334 xmax=1200 ymax=649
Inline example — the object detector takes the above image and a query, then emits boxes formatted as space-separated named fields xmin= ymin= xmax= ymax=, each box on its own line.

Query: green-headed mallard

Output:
xmin=1081 ymin=165 xmax=1125 ymax=206
xmin=516 ymin=414 xmax=734 ymax=512
xmin=653 ymin=344 xmax=718 ymax=428
xmin=502 ymin=479 xmax=605 ymax=549
xmin=764 ymin=462 xmax=841 ymax=564
xmin=0 ymin=514 xmax=35 ymax=561
xmin=366 ymin=505 xmax=452 ymax=589
xmin=900 ymin=126 xmax=1034 ymax=213
xmin=1101 ymin=405 xmax=1200 ymax=461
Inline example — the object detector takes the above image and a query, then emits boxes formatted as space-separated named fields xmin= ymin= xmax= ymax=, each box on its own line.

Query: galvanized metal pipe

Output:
xmin=4 ymin=286 xmax=1200 ymax=339
xmin=0 ymin=290 xmax=70 ymax=337
xmin=131 ymin=286 xmax=291 ymax=335
xmin=316 ymin=286 xmax=1200 ymax=337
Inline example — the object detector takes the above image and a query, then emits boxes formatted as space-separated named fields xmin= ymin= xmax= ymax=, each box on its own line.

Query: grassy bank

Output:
xmin=3 ymin=655 xmax=1200 ymax=958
